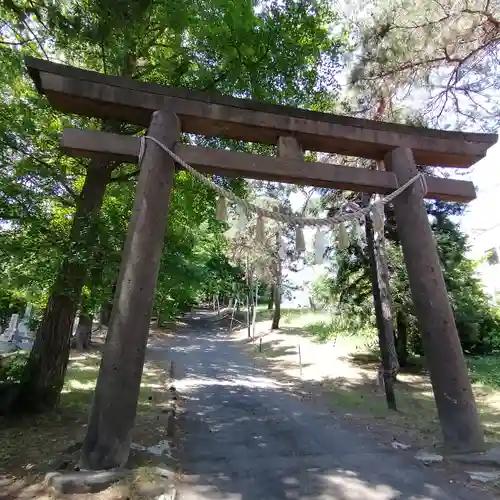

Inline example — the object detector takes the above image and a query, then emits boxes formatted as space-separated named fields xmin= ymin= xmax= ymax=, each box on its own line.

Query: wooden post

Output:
xmin=384 ymin=147 xmax=484 ymax=452
xmin=246 ymin=256 xmax=252 ymax=338
xmin=81 ymin=110 xmax=180 ymax=470
xmin=270 ymin=136 xmax=302 ymax=331
xmin=364 ymin=201 xmax=397 ymax=410
xmin=252 ymin=282 xmax=258 ymax=340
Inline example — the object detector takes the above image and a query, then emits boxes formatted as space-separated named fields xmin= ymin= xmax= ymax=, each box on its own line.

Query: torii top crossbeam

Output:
xmin=26 ymin=57 xmax=496 ymax=169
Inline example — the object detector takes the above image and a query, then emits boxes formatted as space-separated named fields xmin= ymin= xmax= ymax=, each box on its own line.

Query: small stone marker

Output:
xmin=156 ymin=487 xmax=177 ymax=500
xmin=17 ymin=304 xmax=34 ymax=338
xmin=414 ymin=451 xmax=443 ymax=465
xmin=391 ymin=440 xmax=411 ymax=450
xmin=467 ymin=470 xmax=500 ymax=483
xmin=45 ymin=469 xmax=129 ymax=494
xmin=2 ymin=314 xmax=19 ymax=341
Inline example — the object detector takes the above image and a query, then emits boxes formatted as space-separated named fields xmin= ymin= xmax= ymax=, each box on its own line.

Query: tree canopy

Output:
xmin=0 ymin=0 xmax=347 ymax=410
xmin=346 ymin=0 xmax=500 ymax=130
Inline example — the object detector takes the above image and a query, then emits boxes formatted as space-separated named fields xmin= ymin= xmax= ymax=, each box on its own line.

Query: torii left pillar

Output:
xmin=81 ymin=110 xmax=180 ymax=470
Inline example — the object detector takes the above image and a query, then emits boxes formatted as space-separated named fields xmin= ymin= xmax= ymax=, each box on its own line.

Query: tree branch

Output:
xmin=0 ymin=39 xmax=31 ymax=45
xmin=6 ymin=139 xmax=79 ymax=199
xmin=110 ymin=170 xmax=140 ymax=183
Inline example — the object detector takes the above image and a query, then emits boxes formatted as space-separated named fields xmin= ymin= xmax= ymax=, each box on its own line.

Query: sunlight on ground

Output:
xmin=0 ymin=338 xmax=173 ymax=498
xmin=239 ymin=308 xmax=500 ymax=447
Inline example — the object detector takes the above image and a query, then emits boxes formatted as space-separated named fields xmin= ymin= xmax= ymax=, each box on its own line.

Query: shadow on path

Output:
xmin=164 ymin=310 xmax=490 ymax=500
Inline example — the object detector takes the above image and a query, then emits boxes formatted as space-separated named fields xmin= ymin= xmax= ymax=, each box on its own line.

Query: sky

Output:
xmin=456 ymin=134 xmax=500 ymax=298
xmin=456 ymin=135 xmax=500 ymax=259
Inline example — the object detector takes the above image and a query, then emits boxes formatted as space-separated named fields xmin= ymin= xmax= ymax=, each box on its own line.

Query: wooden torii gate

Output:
xmin=26 ymin=57 xmax=497 ymax=469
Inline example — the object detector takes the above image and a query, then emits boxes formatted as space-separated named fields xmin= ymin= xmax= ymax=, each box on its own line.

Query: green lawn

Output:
xmin=251 ymin=307 xmax=500 ymax=446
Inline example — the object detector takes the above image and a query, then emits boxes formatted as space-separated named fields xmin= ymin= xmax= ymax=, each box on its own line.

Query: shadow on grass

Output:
xmin=164 ymin=313 xmax=500 ymax=500
xmin=0 ymin=340 xmax=174 ymax=499
xmin=348 ymin=351 xmax=428 ymax=375
xmin=238 ymin=333 xmax=500 ymax=449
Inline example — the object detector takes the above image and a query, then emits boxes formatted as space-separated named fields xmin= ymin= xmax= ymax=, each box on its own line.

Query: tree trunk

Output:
xmin=365 ymin=206 xmax=398 ymax=410
xmin=271 ymin=283 xmax=281 ymax=330
xmin=15 ymin=160 xmax=112 ymax=412
xmin=385 ymin=147 xmax=484 ymax=452
xmin=267 ymin=285 xmax=274 ymax=310
xmin=74 ymin=313 xmax=93 ymax=350
xmin=272 ymin=136 xmax=300 ymax=330
xmin=271 ymin=231 xmax=282 ymax=330
xmin=99 ymin=301 xmax=113 ymax=328
xmin=252 ymin=282 xmax=258 ymax=339
xmin=395 ymin=309 xmax=409 ymax=368
xmin=308 ymin=297 xmax=316 ymax=312
xmin=246 ymin=261 xmax=252 ymax=338
xmin=81 ymin=111 xmax=179 ymax=470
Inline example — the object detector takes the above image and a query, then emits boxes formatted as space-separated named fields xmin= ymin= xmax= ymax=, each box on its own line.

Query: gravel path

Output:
xmin=163 ymin=311 xmax=492 ymax=500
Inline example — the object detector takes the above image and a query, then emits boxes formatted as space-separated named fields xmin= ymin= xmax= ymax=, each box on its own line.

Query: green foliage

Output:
xmin=0 ymin=0 xmax=348 ymax=337
xmin=0 ymin=352 xmax=29 ymax=383
xmin=305 ymin=315 xmax=376 ymax=343
xmin=431 ymin=202 xmax=500 ymax=354
xmin=310 ymin=273 xmax=335 ymax=310
xmin=469 ymin=356 xmax=500 ymax=389
xmin=315 ymin=201 xmax=500 ymax=356
xmin=0 ymin=288 xmax=27 ymax=330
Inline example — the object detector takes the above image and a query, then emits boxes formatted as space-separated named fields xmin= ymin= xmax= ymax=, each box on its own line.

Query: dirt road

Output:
xmin=165 ymin=311 xmax=491 ymax=500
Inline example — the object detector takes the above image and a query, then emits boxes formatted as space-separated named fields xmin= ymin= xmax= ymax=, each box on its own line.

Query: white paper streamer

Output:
xmin=278 ymin=238 xmax=286 ymax=259
xmin=337 ymin=222 xmax=349 ymax=250
xmin=235 ymin=204 xmax=248 ymax=233
xmin=295 ymin=226 xmax=306 ymax=253
xmin=314 ymin=229 xmax=327 ymax=264
xmin=372 ymin=200 xmax=385 ymax=234
xmin=216 ymin=196 xmax=227 ymax=221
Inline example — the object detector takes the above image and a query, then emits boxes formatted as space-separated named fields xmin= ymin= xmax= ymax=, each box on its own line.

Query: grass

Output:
xmin=255 ymin=306 xmax=377 ymax=345
xmin=469 ymin=356 xmax=500 ymax=389
xmin=254 ymin=306 xmax=314 ymax=323
xmin=0 ymin=338 xmax=174 ymax=499
xmin=317 ymin=360 xmax=500 ymax=447
xmin=249 ymin=307 xmax=500 ymax=449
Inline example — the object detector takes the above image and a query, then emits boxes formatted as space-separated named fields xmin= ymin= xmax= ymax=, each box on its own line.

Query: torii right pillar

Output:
xmin=385 ymin=147 xmax=484 ymax=452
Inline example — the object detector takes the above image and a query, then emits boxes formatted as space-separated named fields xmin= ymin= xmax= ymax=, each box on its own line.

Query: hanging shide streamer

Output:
xmin=235 ymin=204 xmax=248 ymax=233
xmin=216 ymin=196 xmax=227 ymax=221
xmin=255 ymin=261 xmax=265 ymax=279
xmin=278 ymin=238 xmax=286 ymax=260
xmin=350 ymin=218 xmax=364 ymax=245
xmin=371 ymin=200 xmax=385 ymax=234
xmin=224 ymin=226 xmax=237 ymax=239
xmin=255 ymin=215 xmax=266 ymax=244
xmin=313 ymin=229 xmax=326 ymax=265
xmin=295 ymin=226 xmax=306 ymax=253
xmin=337 ymin=222 xmax=349 ymax=250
